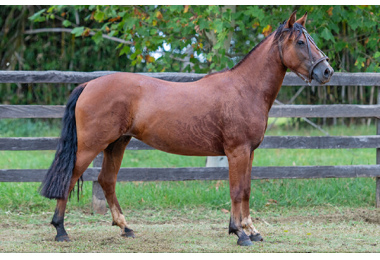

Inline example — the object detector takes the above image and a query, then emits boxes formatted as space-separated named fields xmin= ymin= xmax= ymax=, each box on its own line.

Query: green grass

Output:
xmin=0 ymin=119 xmax=378 ymax=213
xmin=0 ymin=118 xmax=61 ymax=137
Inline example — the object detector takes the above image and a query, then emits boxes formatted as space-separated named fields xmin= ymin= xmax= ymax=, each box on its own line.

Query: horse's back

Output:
xmin=75 ymin=72 xmax=229 ymax=156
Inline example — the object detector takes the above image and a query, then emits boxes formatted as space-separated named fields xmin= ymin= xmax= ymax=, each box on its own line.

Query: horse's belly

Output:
xmin=131 ymin=119 xmax=225 ymax=156
xmin=135 ymin=133 xmax=225 ymax=156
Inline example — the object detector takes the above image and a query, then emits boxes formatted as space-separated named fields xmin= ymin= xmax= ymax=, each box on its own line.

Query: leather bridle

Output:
xmin=278 ymin=27 xmax=329 ymax=84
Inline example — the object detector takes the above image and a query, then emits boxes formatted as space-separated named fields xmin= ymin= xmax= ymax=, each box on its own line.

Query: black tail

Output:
xmin=39 ymin=84 xmax=86 ymax=200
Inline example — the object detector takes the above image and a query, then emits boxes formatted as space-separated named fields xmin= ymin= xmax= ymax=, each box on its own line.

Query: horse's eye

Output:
xmin=297 ymin=40 xmax=305 ymax=45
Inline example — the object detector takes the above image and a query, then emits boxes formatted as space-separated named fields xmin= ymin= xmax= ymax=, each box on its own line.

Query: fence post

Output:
xmin=377 ymin=90 xmax=380 ymax=208
xmin=92 ymin=152 xmax=107 ymax=214
xmin=206 ymin=156 xmax=228 ymax=167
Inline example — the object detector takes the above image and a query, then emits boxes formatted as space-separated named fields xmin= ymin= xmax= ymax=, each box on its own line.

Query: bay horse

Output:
xmin=40 ymin=11 xmax=333 ymax=246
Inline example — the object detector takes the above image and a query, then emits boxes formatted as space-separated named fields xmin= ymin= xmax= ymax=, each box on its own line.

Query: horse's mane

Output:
xmin=273 ymin=20 xmax=304 ymax=44
xmin=205 ymin=20 xmax=306 ymax=76
xmin=228 ymin=20 xmax=305 ymax=71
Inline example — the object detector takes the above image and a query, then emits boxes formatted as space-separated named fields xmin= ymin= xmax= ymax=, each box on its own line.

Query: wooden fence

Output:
xmin=1 ymin=71 xmax=380 ymax=212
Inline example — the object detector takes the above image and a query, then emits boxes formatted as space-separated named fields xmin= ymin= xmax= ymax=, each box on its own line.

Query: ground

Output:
xmin=0 ymin=206 xmax=379 ymax=253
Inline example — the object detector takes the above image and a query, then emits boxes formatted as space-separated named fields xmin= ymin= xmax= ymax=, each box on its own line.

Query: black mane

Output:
xmin=274 ymin=20 xmax=304 ymax=43
xmin=230 ymin=20 xmax=305 ymax=71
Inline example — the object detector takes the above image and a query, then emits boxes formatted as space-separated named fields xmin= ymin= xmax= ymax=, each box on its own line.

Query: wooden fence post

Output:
xmin=92 ymin=152 xmax=107 ymax=214
xmin=376 ymin=90 xmax=380 ymax=208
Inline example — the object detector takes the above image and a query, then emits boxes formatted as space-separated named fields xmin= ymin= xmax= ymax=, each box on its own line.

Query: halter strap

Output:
xmin=278 ymin=27 xmax=329 ymax=84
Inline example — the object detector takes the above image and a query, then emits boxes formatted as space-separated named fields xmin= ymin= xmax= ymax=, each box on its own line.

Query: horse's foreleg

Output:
xmin=226 ymin=146 xmax=255 ymax=246
xmin=240 ymin=151 xmax=264 ymax=242
xmin=98 ymin=136 xmax=135 ymax=238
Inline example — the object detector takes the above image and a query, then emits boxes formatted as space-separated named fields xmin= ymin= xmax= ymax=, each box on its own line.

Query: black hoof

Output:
xmin=55 ymin=234 xmax=70 ymax=242
xmin=121 ymin=227 xmax=135 ymax=238
xmin=237 ymin=238 xmax=253 ymax=246
xmin=250 ymin=233 xmax=264 ymax=242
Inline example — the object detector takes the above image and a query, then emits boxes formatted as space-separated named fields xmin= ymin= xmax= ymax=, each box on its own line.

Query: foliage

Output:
xmin=27 ymin=5 xmax=380 ymax=73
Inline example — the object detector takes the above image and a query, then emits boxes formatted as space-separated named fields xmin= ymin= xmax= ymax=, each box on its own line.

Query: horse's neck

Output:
xmin=231 ymin=35 xmax=286 ymax=111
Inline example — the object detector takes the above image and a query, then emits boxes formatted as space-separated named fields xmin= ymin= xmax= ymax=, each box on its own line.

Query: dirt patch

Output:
xmin=1 ymin=207 xmax=380 ymax=252
xmin=260 ymin=208 xmax=380 ymax=225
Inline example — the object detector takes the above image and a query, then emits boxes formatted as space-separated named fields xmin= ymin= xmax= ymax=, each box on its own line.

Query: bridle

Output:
xmin=278 ymin=27 xmax=329 ymax=84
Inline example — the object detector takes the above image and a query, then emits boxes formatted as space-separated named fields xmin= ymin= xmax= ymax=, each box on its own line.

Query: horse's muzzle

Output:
xmin=312 ymin=61 xmax=334 ymax=84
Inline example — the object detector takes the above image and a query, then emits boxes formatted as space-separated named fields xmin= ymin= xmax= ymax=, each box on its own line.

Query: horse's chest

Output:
xmin=222 ymin=107 xmax=268 ymax=148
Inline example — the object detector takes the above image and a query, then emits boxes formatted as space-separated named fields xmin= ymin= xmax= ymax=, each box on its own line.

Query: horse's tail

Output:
xmin=39 ymin=83 xmax=86 ymax=200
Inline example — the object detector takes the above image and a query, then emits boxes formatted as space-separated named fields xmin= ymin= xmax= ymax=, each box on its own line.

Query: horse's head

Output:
xmin=275 ymin=11 xmax=334 ymax=84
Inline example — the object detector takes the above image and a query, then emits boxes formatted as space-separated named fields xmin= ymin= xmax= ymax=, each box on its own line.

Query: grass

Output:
xmin=0 ymin=206 xmax=379 ymax=252
xmin=0 ymin=118 xmax=378 ymax=212
xmin=0 ymin=119 xmax=379 ymax=252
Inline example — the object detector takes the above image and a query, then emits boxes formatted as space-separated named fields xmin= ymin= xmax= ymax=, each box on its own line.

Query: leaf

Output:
xmin=62 ymin=20 xmax=72 ymax=27
xmin=184 ymin=5 xmax=189 ymax=13
xmin=108 ymin=30 xmax=117 ymax=37
xmin=246 ymin=6 xmax=264 ymax=21
xmin=213 ymin=41 xmax=222 ymax=50
xmin=92 ymin=31 xmax=103 ymax=45
xmin=320 ymin=27 xmax=335 ymax=42
xmin=329 ymin=23 xmax=340 ymax=34
xmin=349 ymin=19 xmax=361 ymax=30
xmin=156 ymin=11 xmax=163 ymax=20
xmin=28 ymin=8 xmax=46 ymax=21
xmin=71 ymin=27 xmax=85 ymax=37
xmin=327 ymin=7 xmax=333 ymax=16
xmin=94 ymin=11 xmax=105 ymax=22
xmin=145 ymin=55 xmax=155 ymax=63
xmin=221 ymin=209 xmax=229 ymax=214
xmin=198 ymin=18 xmax=209 ymax=31
xmin=262 ymin=25 xmax=272 ymax=37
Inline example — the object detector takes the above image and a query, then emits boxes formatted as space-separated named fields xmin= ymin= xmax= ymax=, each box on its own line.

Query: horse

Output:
xmin=40 ymin=11 xmax=333 ymax=246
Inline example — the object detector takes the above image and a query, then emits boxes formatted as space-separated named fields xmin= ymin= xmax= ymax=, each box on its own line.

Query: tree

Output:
xmin=28 ymin=5 xmax=380 ymax=74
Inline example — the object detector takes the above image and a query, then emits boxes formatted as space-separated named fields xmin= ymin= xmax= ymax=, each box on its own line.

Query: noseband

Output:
xmin=278 ymin=27 xmax=329 ymax=84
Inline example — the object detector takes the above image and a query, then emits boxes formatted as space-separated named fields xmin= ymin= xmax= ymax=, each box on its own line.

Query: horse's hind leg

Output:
xmin=97 ymin=135 xmax=135 ymax=238
xmin=51 ymin=147 xmax=102 ymax=242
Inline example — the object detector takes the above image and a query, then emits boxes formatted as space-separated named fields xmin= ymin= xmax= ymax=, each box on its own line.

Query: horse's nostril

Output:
xmin=324 ymin=68 xmax=330 ymax=77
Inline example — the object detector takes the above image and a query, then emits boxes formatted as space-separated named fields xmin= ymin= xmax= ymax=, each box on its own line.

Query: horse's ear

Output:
xmin=285 ymin=10 xmax=297 ymax=28
xmin=295 ymin=12 xmax=307 ymax=27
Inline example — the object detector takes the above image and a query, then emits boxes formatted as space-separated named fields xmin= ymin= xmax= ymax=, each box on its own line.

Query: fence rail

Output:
xmin=1 ymin=165 xmax=380 ymax=183
xmin=1 ymin=71 xmax=380 ymax=86
xmin=2 ymin=104 xmax=380 ymax=119
xmin=1 ymin=71 xmax=380 ymax=211
xmin=2 ymin=136 xmax=380 ymax=150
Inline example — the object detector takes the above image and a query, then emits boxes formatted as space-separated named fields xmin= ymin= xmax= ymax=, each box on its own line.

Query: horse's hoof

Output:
xmin=237 ymin=238 xmax=253 ymax=246
xmin=250 ymin=233 xmax=264 ymax=242
xmin=121 ymin=227 xmax=135 ymax=238
xmin=55 ymin=235 xmax=70 ymax=242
